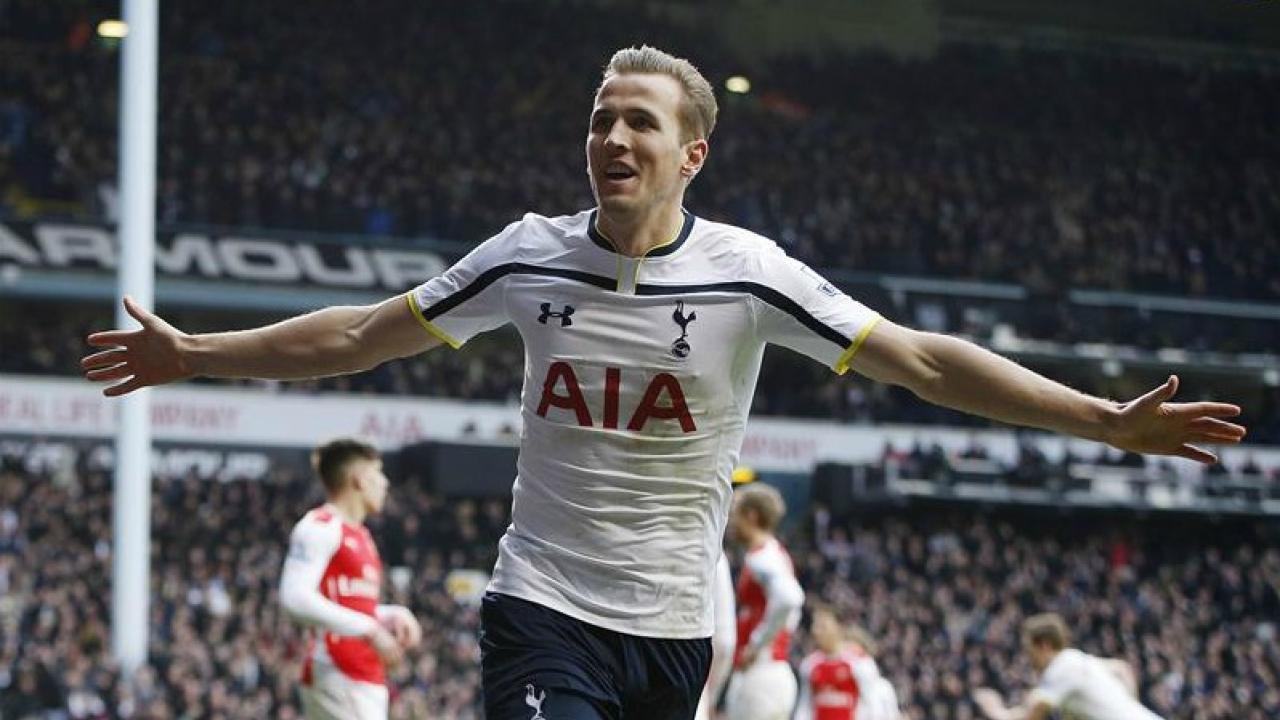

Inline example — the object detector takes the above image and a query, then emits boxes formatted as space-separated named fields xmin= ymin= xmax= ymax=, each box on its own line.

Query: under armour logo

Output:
xmin=524 ymin=684 xmax=547 ymax=719
xmin=671 ymin=300 xmax=697 ymax=358
xmin=538 ymin=303 xmax=575 ymax=327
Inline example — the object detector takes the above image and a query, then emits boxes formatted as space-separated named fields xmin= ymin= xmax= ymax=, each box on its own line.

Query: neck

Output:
xmin=327 ymin=494 xmax=366 ymax=525
xmin=746 ymin=530 xmax=772 ymax=551
xmin=1038 ymin=648 xmax=1062 ymax=674
xmin=817 ymin=640 xmax=842 ymax=656
xmin=596 ymin=202 xmax=684 ymax=257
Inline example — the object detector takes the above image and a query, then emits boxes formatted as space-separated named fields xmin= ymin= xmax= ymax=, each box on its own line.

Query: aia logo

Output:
xmin=536 ymin=362 xmax=696 ymax=433
xmin=537 ymin=302 xmax=574 ymax=327
xmin=671 ymin=300 xmax=696 ymax=358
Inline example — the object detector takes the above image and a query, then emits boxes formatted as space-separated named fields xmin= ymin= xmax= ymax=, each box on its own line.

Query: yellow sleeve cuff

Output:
xmin=404 ymin=292 xmax=462 ymax=350
xmin=833 ymin=315 xmax=882 ymax=375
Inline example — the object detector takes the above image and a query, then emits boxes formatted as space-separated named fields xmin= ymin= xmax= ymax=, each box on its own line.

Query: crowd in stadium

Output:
xmin=0 ymin=449 xmax=500 ymax=719
xmin=3 ymin=0 xmax=1279 ymax=302
xmin=804 ymin=506 xmax=1280 ymax=720
xmin=2 ymin=446 xmax=1277 ymax=719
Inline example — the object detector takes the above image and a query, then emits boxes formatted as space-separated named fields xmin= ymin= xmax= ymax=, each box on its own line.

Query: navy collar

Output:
xmin=588 ymin=209 xmax=696 ymax=258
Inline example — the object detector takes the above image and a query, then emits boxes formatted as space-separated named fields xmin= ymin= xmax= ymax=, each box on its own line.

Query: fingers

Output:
xmin=382 ymin=645 xmax=405 ymax=668
xmin=103 ymin=377 xmax=145 ymax=397
xmin=85 ymin=362 xmax=133 ymax=382
xmin=86 ymin=330 xmax=135 ymax=348
xmin=1187 ymin=417 xmax=1247 ymax=441
xmin=1175 ymin=444 xmax=1217 ymax=465
xmin=1135 ymin=375 xmax=1179 ymax=408
xmin=1187 ymin=432 xmax=1245 ymax=446
xmin=123 ymin=295 xmax=151 ymax=325
xmin=81 ymin=347 xmax=130 ymax=370
xmin=1170 ymin=401 xmax=1242 ymax=419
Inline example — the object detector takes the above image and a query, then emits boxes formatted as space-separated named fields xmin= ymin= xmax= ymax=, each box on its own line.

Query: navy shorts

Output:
xmin=479 ymin=593 xmax=712 ymax=720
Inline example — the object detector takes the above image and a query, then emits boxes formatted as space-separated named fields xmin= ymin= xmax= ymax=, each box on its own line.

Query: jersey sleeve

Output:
xmin=751 ymin=246 xmax=881 ymax=375
xmin=1030 ymin=653 xmax=1076 ymax=709
xmin=711 ymin=554 xmax=737 ymax=657
xmin=405 ymin=218 xmax=524 ymax=349
xmin=794 ymin=654 xmax=817 ymax=720
xmin=872 ymin=677 xmax=901 ymax=720
xmin=848 ymin=654 xmax=881 ymax=695
xmin=704 ymin=554 xmax=736 ymax=703
xmin=278 ymin=514 xmax=379 ymax=637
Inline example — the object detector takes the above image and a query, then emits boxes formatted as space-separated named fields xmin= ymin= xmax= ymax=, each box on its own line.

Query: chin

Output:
xmin=597 ymin=194 xmax=638 ymax=213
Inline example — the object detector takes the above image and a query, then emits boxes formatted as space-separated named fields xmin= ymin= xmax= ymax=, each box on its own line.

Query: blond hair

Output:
xmin=845 ymin=623 xmax=879 ymax=657
xmin=601 ymin=46 xmax=718 ymax=141
xmin=1022 ymin=613 xmax=1070 ymax=651
xmin=736 ymin=482 xmax=786 ymax=531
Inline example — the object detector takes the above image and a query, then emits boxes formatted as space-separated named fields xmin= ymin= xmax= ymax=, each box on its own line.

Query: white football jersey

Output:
xmin=408 ymin=209 xmax=880 ymax=637
xmin=1034 ymin=649 xmax=1163 ymax=720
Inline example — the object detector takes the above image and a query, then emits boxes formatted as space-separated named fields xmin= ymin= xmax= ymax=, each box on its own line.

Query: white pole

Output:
xmin=113 ymin=0 xmax=158 ymax=676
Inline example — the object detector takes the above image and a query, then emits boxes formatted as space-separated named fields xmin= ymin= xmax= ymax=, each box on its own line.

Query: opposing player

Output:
xmin=694 ymin=551 xmax=736 ymax=720
xmin=972 ymin=613 xmax=1162 ymax=720
xmin=83 ymin=45 xmax=1245 ymax=720
xmin=279 ymin=439 xmax=422 ymax=720
xmin=695 ymin=465 xmax=753 ymax=720
xmin=724 ymin=482 xmax=804 ymax=720
xmin=796 ymin=606 xmax=900 ymax=720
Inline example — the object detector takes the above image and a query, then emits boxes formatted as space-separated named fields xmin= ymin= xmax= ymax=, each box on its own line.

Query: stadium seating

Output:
xmin=2 ymin=443 xmax=1277 ymax=718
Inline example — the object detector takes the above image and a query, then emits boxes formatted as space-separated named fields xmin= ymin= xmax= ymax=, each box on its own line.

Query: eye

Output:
xmin=590 ymin=115 xmax=612 ymax=133
xmin=630 ymin=116 xmax=653 ymax=130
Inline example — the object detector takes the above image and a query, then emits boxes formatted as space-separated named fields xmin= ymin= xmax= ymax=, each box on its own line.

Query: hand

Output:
xmin=971 ymin=688 xmax=1005 ymax=718
xmin=380 ymin=605 xmax=422 ymax=649
xmin=365 ymin=624 xmax=405 ymax=669
xmin=81 ymin=296 xmax=193 ymax=396
xmin=1106 ymin=375 xmax=1245 ymax=464
xmin=736 ymin=646 xmax=758 ymax=669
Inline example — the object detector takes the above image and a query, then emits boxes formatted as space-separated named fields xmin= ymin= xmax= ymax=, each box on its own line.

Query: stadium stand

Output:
xmin=1 ymin=443 xmax=1277 ymax=718
xmin=2 ymin=1 xmax=1278 ymax=300
xmin=0 ymin=443 xmax=500 ymax=719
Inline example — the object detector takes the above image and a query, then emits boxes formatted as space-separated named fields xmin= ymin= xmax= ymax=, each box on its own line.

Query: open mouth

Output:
xmin=604 ymin=164 xmax=637 ymax=181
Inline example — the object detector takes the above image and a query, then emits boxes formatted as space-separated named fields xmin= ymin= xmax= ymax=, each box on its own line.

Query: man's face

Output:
xmin=1025 ymin=639 xmax=1054 ymax=672
xmin=354 ymin=459 xmax=389 ymax=515
xmin=810 ymin=609 xmax=840 ymax=650
xmin=586 ymin=73 xmax=705 ymax=218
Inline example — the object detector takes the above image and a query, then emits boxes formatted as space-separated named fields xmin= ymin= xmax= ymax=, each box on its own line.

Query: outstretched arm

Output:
xmin=81 ymin=294 xmax=441 ymax=396
xmin=972 ymin=689 xmax=1051 ymax=720
xmin=1103 ymin=658 xmax=1139 ymax=697
xmin=849 ymin=320 xmax=1245 ymax=464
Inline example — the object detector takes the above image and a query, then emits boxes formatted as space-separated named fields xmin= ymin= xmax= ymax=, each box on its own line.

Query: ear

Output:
xmin=680 ymin=138 xmax=709 ymax=179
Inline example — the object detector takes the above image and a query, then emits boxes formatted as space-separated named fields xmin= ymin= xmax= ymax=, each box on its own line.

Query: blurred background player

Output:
xmin=279 ymin=438 xmax=423 ymax=720
xmin=695 ymin=466 xmax=753 ymax=720
xmin=796 ymin=605 xmax=900 ymax=720
xmin=724 ymin=481 xmax=804 ymax=720
xmin=972 ymin=612 xmax=1161 ymax=720
xmin=695 ymin=549 xmax=736 ymax=720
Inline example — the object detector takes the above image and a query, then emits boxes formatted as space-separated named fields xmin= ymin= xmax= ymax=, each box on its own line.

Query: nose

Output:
xmin=603 ymin=118 xmax=630 ymax=152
